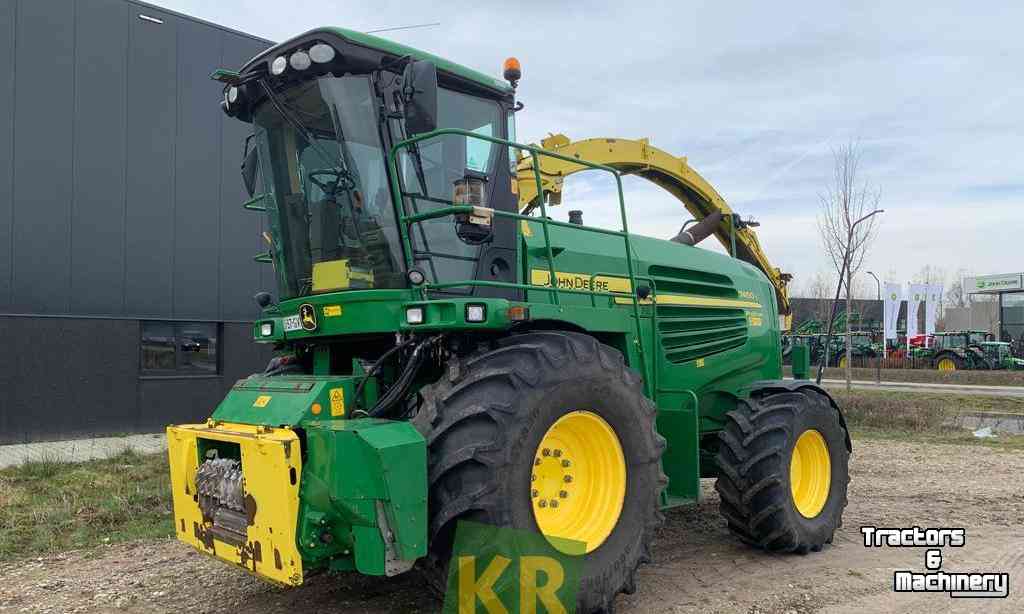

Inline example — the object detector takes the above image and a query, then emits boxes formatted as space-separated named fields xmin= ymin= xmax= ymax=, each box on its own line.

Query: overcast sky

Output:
xmin=155 ymin=0 xmax=1023 ymax=295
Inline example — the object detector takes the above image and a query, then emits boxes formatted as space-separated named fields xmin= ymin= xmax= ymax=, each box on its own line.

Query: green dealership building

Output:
xmin=965 ymin=272 xmax=1024 ymax=347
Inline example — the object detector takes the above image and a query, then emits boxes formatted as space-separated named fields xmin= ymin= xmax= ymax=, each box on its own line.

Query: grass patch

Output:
xmin=785 ymin=366 xmax=1024 ymax=387
xmin=834 ymin=388 xmax=1024 ymax=449
xmin=851 ymin=426 xmax=1024 ymax=450
xmin=0 ymin=449 xmax=173 ymax=562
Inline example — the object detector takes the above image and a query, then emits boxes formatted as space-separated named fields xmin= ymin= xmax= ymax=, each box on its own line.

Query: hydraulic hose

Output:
xmin=366 ymin=335 xmax=442 ymax=419
xmin=353 ymin=337 xmax=416 ymax=407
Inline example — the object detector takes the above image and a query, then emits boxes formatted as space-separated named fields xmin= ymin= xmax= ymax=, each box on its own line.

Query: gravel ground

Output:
xmin=1 ymin=437 xmax=1022 ymax=614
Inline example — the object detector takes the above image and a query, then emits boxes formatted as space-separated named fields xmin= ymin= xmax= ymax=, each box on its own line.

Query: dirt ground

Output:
xmin=1 ymin=437 xmax=1022 ymax=614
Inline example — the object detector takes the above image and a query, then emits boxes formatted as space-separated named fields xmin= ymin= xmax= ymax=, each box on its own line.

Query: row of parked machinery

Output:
xmin=783 ymin=327 xmax=1024 ymax=371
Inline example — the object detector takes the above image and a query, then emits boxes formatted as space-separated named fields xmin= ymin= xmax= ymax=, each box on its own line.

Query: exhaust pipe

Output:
xmin=671 ymin=211 xmax=723 ymax=246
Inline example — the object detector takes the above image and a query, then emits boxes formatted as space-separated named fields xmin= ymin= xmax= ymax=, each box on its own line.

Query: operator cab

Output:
xmin=219 ymin=28 xmax=521 ymax=302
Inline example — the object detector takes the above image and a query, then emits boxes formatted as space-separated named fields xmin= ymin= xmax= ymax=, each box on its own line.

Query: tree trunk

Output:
xmin=846 ymin=269 xmax=853 ymax=392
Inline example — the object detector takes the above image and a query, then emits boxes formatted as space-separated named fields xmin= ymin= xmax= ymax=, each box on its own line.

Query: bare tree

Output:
xmin=817 ymin=142 xmax=881 ymax=386
xmin=946 ymin=268 xmax=973 ymax=309
xmin=912 ymin=264 xmax=947 ymax=285
xmin=810 ymin=272 xmax=832 ymax=322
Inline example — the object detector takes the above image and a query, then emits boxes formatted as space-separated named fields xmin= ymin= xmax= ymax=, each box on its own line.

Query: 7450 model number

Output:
xmin=282 ymin=315 xmax=302 ymax=332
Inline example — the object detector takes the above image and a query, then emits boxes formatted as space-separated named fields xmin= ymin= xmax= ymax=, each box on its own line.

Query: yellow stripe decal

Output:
xmin=528 ymin=268 xmax=761 ymax=309
xmin=530 ymin=269 xmax=633 ymax=293
xmin=614 ymin=295 xmax=762 ymax=309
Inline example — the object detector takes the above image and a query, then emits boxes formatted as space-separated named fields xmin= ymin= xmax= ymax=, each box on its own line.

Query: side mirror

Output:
xmin=401 ymin=60 xmax=438 ymax=135
xmin=241 ymin=134 xmax=259 ymax=197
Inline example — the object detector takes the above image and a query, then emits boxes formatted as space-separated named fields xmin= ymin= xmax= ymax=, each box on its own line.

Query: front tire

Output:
xmin=715 ymin=388 xmax=850 ymax=553
xmin=412 ymin=332 xmax=666 ymax=613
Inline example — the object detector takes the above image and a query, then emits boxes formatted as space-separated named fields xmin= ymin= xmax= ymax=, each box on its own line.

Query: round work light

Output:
xmin=289 ymin=51 xmax=312 ymax=71
xmin=270 ymin=55 xmax=287 ymax=75
xmin=309 ymin=43 xmax=336 ymax=64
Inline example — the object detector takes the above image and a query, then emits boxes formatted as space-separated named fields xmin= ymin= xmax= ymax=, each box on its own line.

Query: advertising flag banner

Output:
xmin=906 ymin=284 xmax=927 ymax=339
xmin=883 ymin=282 xmax=903 ymax=341
xmin=924 ymin=284 xmax=943 ymax=336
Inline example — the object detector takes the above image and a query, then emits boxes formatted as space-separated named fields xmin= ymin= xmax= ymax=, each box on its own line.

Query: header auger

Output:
xmin=167 ymin=26 xmax=849 ymax=612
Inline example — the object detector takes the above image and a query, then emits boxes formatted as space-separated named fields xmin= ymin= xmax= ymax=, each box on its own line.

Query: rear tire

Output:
xmin=412 ymin=331 xmax=666 ymax=613
xmin=934 ymin=354 xmax=962 ymax=372
xmin=714 ymin=388 xmax=850 ymax=553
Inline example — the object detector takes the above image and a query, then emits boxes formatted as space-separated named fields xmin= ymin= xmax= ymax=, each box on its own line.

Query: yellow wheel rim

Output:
xmin=938 ymin=358 xmax=957 ymax=371
xmin=789 ymin=429 xmax=831 ymax=518
xmin=838 ymin=356 xmax=847 ymax=368
xmin=532 ymin=410 xmax=626 ymax=553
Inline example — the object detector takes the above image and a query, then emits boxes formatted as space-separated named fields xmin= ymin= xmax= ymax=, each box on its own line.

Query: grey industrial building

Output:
xmin=0 ymin=0 xmax=275 ymax=443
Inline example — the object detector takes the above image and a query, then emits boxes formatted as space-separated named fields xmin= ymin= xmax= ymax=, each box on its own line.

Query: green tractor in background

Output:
xmin=821 ymin=332 xmax=879 ymax=369
xmin=165 ymin=27 xmax=851 ymax=612
xmin=931 ymin=331 xmax=1024 ymax=371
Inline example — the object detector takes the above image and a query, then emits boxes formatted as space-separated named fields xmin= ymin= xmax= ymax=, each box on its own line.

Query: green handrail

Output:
xmin=243 ymin=194 xmax=268 ymax=211
xmin=386 ymin=128 xmax=651 ymax=395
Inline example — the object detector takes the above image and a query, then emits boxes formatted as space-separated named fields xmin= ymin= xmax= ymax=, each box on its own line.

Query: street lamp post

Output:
xmin=867 ymin=270 xmax=882 ymax=385
xmin=816 ymin=209 xmax=885 ymax=386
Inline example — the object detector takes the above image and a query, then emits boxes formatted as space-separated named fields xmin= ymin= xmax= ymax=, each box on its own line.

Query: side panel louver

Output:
xmin=650 ymin=265 xmax=749 ymax=364
xmin=657 ymin=306 xmax=749 ymax=364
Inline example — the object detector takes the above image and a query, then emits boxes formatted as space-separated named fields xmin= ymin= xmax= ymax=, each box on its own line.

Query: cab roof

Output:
xmin=242 ymin=26 xmax=513 ymax=97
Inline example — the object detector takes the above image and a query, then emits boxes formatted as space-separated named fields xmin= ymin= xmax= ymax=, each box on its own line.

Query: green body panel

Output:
xmin=211 ymin=375 xmax=368 ymax=425
xmin=299 ymin=420 xmax=427 ymax=575
xmin=253 ymin=291 xmax=520 ymax=344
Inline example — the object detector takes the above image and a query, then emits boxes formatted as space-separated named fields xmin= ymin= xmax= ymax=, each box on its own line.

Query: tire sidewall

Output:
xmin=782 ymin=402 xmax=849 ymax=544
xmin=500 ymin=356 xmax=660 ymax=605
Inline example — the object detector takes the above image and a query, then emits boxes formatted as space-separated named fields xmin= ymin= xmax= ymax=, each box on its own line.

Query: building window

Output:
xmin=140 ymin=321 xmax=220 ymax=375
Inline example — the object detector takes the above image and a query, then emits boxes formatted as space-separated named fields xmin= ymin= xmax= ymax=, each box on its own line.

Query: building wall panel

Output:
xmin=71 ymin=0 xmax=130 ymax=315
xmin=10 ymin=0 xmax=75 ymax=313
xmin=172 ymin=19 xmax=223 ymax=319
xmin=0 ymin=317 xmax=271 ymax=443
xmin=0 ymin=0 xmax=14 ymax=311
xmin=123 ymin=6 xmax=178 ymax=317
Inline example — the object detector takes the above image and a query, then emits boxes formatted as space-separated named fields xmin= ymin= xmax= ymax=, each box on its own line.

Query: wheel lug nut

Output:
xmin=561 ymin=460 xmax=571 ymax=468
xmin=539 ymin=500 xmax=547 ymax=508
xmin=559 ymin=490 xmax=568 ymax=498
xmin=550 ymin=500 xmax=558 ymax=508
xmin=534 ymin=458 xmax=541 ymax=466
xmin=564 ymin=475 xmax=573 ymax=483
xmin=542 ymin=448 xmax=551 ymax=457
xmin=532 ymin=473 xmax=537 ymax=482
xmin=531 ymin=489 xmax=538 ymax=498
xmin=553 ymin=449 xmax=562 ymax=458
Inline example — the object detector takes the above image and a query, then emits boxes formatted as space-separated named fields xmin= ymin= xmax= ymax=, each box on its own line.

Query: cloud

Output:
xmin=156 ymin=0 xmax=1024 ymax=289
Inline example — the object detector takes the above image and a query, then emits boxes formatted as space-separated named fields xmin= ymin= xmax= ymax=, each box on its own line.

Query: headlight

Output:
xmin=227 ymin=86 xmax=239 ymax=103
xmin=270 ymin=55 xmax=287 ymax=76
xmin=465 ymin=304 xmax=487 ymax=323
xmin=289 ymin=51 xmax=311 ymax=71
xmin=260 ymin=322 xmax=273 ymax=336
xmin=406 ymin=307 xmax=425 ymax=325
xmin=309 ymin=43 xmax=336 ymax=64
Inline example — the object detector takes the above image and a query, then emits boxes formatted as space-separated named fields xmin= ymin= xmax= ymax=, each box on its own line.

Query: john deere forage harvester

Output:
xmin=166 ymin=27 xmax=850 ymax=612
